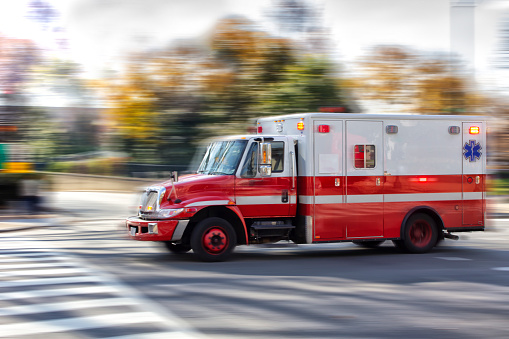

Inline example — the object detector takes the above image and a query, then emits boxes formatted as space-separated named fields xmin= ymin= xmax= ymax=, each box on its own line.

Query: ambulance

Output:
xmin=126 ymin=113 xmax=487 ymax=261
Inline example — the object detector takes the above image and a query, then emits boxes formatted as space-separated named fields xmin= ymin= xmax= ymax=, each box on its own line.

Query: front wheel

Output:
xmin=402 ymin=213 xmax=438 ymax=253
xmin=190 ymin=217 xmax=237 ymax=262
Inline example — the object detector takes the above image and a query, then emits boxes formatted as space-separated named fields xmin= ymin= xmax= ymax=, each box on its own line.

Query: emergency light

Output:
xmin=469 ymin=126 xmax=480 ymax=134
xmin=318 ymin=125 xmax=329 ymax=133
xmin=297 ymin=119 xmax=304 ymax=131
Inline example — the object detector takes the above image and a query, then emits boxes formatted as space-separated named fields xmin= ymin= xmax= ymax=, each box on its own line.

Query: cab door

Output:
xmin=345 ymin=121 xmax=384 ymax=238
xmin=462 ymin=122 xmax=484 ymax=226
xmin=235 ymin=137 xmax=296 ymax=218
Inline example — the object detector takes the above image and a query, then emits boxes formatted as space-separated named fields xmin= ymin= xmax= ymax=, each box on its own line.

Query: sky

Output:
xmin=0 ymin=0 xmax=507 ymax=80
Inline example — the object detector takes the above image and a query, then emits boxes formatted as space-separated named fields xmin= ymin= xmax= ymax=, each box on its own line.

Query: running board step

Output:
xmin=251 ymin=224 xmax=296 ymax=230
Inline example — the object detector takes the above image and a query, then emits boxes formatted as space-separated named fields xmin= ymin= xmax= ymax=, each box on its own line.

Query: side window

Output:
xmin=354 ymin=145 xmax=375 ymax=169
xmin=270 ymin=141 xmax=284 ymax=172
xmin=240 ymin=143 xmax=258 ymax=178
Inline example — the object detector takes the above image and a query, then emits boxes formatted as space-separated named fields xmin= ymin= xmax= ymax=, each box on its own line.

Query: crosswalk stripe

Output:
xmin=0 ymin=285 xmax=119 ymax=301
xmin=0 ymin=262 xmax=78 ymax=270
xmin=0 ymin=312 xmax=168 ymax=337
xmin=0 ymin=236 xmax=204 ymax=338
xmin=0 ymin=297 xmax=139 ymax=316
xmin=0 ymin=275 xmax=105 ymax=288
xmin=0 ymin=267 xmax=93 ymax=277
xmin=0 ymin=256 xmax=62 ymax=263
xmin=0 ymin=251 xmax=65 ymax=258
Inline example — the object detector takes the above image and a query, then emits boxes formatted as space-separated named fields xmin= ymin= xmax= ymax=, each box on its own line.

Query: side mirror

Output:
xmin=259 ymin=142 xmax=272 ymax=177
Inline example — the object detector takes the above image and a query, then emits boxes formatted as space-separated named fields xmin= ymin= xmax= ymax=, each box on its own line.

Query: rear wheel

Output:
xmin=191 ymin=217 xmax=237 ymax=262
xmin=163 ymin=242 xmax=191 ymax=254
xmin=402 ymin=213 xmax=438 ymax=253
xmin=353 ymin=240 xmax=385 ymax=248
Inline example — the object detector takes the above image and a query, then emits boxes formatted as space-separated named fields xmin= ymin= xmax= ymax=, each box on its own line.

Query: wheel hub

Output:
xmin=203 ymin=227 xmax=228 ymax=254
xmin=410 ymin=221 xmax=432 ymax=247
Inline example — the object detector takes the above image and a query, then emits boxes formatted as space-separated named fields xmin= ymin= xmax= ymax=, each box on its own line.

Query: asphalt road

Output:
xmin=0 ymin=191 xmax=508 ymax=338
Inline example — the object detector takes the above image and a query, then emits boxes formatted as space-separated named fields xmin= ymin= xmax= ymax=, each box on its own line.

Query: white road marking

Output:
xmin=0 ymin=256 xmax=62 ymax=262
xmin=0 ymin=262 xmax=79 ymax=270
xmin=0 ymin=235 xmax=205 ymax=338
xmin=0 ymin=297 xmax=139 ymax=316
xmin=0 ymin=312 xmax=167 ymax=337
xmin=0 ymin=275 xmax=106 ymax=288
xmin=492 ymin=267 xmax=509 ymax=271
xmin=0 ymin=285 xmax=119 ymax=301
xmin=434 ymin=257 xmax=472 ymax=261
xmin=0 ymin=251 xmax=64 ymax=258
xmin=0 ymin=267 xmax=93 ymax=277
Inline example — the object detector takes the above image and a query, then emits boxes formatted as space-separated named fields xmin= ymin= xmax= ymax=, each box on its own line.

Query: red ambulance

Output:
xmin=126 ymin=113 xmax=487 ymax=261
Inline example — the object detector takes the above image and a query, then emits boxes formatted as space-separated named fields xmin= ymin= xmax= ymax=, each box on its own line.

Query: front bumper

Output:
xmin=126 ymin=217 xmax=190 ymax=241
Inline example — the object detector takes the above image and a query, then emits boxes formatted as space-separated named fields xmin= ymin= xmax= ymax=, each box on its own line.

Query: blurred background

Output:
xmin=1 ymin=0 xmax=509 ymax=205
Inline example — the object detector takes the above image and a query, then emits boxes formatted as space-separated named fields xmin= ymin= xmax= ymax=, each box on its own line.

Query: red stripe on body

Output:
xmin=298 ymin=175 xmax=486 ymax=195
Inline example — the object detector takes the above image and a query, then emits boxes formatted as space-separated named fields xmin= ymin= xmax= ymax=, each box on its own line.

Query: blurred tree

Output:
xmin=257 ymin=56 xmax=350 ymax=113
xmin=352 ymin=46 xmax=484 ymax=114
xmin=266 ymin=0 xmax=332 ymax=55
xmin=0 ymin=35 xmax=40 ymax=95
xmin=268 ymin=0 xmax=319 ymax=35
xmin=103 ymin=16 xmax=354 ymax=165
xmin=20 ymin=59 xmax=102 ymax=163
xmin=209 ymin=17 xmax=296 ymax=122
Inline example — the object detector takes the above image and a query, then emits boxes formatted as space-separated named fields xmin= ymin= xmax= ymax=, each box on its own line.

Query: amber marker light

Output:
xmin=469 ymin=126 xmax=480 ymax=134
xmin=297 ymin=119 xmax=305 ymax=131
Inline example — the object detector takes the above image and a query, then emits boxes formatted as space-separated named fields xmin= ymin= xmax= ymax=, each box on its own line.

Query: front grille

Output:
xmin=140 ymin=191 xmax=158 ymax=212
xmin=139 ymin=186 xmax=165 ymax=219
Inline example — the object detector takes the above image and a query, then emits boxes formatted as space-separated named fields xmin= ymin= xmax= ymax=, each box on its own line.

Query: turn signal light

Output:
xmin=469 ymin=126 xmax=480 ymax=134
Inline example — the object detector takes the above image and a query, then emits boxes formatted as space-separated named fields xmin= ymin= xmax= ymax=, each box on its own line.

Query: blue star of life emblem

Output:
xmin=463 ymin=140 xmax=482 ymax=162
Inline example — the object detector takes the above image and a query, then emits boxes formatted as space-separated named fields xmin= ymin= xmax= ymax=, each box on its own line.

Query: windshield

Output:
xmin=197 ymin=139 xmax=248 ymax=175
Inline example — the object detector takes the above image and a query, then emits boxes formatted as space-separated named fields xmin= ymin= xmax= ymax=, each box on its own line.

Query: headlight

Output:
xmin=157 ymin=208 xmax=184 ymax=219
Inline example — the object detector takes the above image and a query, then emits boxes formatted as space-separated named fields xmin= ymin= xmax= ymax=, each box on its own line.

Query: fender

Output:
xmin=400 ymin=205 xmax=444 ymax=238
xmin=179 ymin=196 xmax=249 ymax=244
xmin=226 ymin=205 xmax=249 ymax=245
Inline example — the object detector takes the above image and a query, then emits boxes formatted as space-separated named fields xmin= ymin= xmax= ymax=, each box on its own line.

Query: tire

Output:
xmin=190 ymin=217 xmax=237 ymax=262
xmin=353 ymin=240 xmax=385 ymax=248
xmin=163 ymin=242 xmax=191 ymax=254
xmin=401 ymin=213 xmax=438 ymax=253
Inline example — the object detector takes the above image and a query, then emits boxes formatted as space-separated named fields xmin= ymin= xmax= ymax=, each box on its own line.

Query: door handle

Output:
xmin=376 ymin=178 xmax=381 ymax=186
xmin=282 ymin=190 xmax=289 ymax=203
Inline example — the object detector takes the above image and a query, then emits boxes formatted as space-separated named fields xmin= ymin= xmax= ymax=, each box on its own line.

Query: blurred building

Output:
xmin=450 ymin=0 xmax=476 ymax=71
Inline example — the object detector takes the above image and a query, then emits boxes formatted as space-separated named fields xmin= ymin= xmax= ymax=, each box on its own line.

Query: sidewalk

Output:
xmin=0 ymin=213 xmax=64 ymax=232
xmin=0 ymin=198 xmax=67 ymax=232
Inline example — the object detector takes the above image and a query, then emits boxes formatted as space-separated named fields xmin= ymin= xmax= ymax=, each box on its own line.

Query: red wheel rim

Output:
xmin=409 ymin=219 xmax=432 ymax=248
xmin=202 ymin=227 xmax=228 ymax=255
